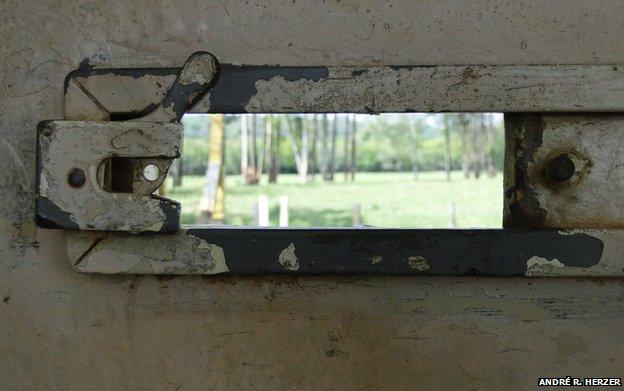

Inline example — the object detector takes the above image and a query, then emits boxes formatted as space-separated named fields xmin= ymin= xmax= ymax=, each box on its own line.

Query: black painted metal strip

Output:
xmin=184 ymin=228 xmax=604 ymax=276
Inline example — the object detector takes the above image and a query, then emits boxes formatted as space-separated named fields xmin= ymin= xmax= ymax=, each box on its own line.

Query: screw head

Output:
xmin=142 ymin=164 xmax=160 ymax=182
xmin=546 ymin=154 xmax=575 ymax=182
xmin=68 ymin=168 xmax=86 ymax=188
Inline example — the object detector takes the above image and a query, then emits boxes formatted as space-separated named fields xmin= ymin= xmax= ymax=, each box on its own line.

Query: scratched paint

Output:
xmin=505 ymin=114 xmax=624 ymax=229
xmin=6 ymin=4 xmax=624 ymax=387
xmin=35 ymin=121 xmax=182 ymax=232
xmin=65 ymin=228 xmax=614 ymax=277
xmin=66 ymin=65 xmax=624 ymax=117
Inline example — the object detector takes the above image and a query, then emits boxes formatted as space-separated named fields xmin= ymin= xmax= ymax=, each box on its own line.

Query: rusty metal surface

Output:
xmin=67 ymin=64 xmax=624 ymax=114
xmin=4 ymin=1 xmax=624 ymax=389
xmin=505 ymin=114 xmax=624 ymax=229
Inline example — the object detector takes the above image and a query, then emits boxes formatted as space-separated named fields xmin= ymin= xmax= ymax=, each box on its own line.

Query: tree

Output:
xmin=320 ymin=114 xmax=329 ymax=180
xmin=442 ymin=114 xmax=452 ymax=181
xmin=170 ymin=158 xmax=183 ymax=187
xmin=484 ymin=113 xmax=496 ymax=177
xmin=268 ymin=115 xmax=281 ymax=183
xmin=309 ymin=115 xmax=319 ymax=180
xmin=458 ymin=113 xmax=470 ymax=178
xmin=285 ymin=114 xmax=310 ymax=181
xmin=241 ymin=115 xmax=261 ymax=185
xmin=199 ymin=114 xmax=225 ymax=223
xmin=470 ymin=114 xmax=485 ymax=179
xmin=343 ymin=114 xmax=351 ymax=181
xmin=409 ymin=114 xmax=421 ymax=180
xmin=350 ymin=114 xmax=357 ymax=181
xmin=240 ymin=114 xmax=249 ymax=180
xmin=257 ymin=115 xmax=268 ymax=184
xmin=251 ymin=115 xmax=259 ymax=183
xmin=326 ymin=114 xmax=338 ymax=181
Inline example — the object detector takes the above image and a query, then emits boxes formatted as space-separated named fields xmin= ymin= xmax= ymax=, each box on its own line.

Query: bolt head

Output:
xmin=68 ymin=168 xmax=86 ymax=188
xmin=546 ymin=154 xmax=575 ymax=182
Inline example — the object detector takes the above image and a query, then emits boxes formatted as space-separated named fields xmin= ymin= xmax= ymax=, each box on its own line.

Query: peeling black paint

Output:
xmin=152 ymin=195 xmax=181 ymax=233
xmin=78 ymin=58 xmax=95 ymax=70
xmin=504 ymin=114 xmax=548 ymax=228
xmin=184 ymin=228 xmax=603 ymax=276
xmin=34 ymin=120 xmax=182 ymax=233
xmin=207 ymin=65 xmax=329 ymax=113
xmin=65 ymin=53 xmax=218 ymax=121
xmin=34 ymin=120 xmax=77 ymax=230
xmin=65 ymin=64 xmax=330 ymax=116
xmin=156 ymin=52 xmax=219 ymax=122
xmin=63 ymin=67 xmax=179 ymax=96
xmin=163 ymin=81 xmax=212 ymax=122
xmin=35 ymin=196 xmax=79 ymax=230
xmin=109 ymin=103 xmax=159 ymax=121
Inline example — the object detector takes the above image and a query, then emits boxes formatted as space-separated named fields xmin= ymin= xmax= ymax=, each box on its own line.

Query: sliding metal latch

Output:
xmin=37 ymin=57 xmax=624 ymax=276
xmin=35 ymin=52 xmax=218 ymax=233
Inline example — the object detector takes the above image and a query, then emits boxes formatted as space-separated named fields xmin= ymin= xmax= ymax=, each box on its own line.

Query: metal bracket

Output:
xmin=43 ymin=57 xmax=624 ymax=276
xmin=67 ymin=228 xmax=621 ymax=277
xmin=36 ymin=52 xmax=218 ymax=233
xmin=504 ymin=113 xmax=624 ymax=229
xmin=64 ymin=64 xmax=624 ymax=114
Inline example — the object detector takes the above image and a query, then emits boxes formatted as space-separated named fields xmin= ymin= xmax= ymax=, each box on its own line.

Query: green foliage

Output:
xmin=180 ymin=113 xmax=505 ymax=175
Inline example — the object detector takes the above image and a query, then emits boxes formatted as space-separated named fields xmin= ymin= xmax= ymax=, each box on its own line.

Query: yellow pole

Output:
xmin=200 ymin=114 xmax=226 ymax=222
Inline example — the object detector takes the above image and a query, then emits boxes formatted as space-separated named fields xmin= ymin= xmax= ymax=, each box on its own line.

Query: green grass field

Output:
xmin=168 ymin=171 xmax=503 ymax=228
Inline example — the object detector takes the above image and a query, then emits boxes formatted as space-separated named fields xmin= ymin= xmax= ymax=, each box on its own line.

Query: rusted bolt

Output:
xmin=546 ymin=154 xmax=575 ymax=182
xmin=68 ymin=168 xmax=86 ymax=188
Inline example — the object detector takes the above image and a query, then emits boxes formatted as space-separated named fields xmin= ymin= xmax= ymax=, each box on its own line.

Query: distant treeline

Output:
xmin=180 ymin=113 xmax=504 ymax=179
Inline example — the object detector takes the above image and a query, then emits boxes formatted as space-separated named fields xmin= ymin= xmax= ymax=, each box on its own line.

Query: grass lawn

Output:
xmin=167 ymin=171 xmax=503 ymax=228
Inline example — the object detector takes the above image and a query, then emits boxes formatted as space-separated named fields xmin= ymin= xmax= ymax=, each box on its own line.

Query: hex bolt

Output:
xmin=142 ymin=164 xmax=160 ymax=182
xmin=546 ymin=154 xmax=575 ymax=182
xmin=68 ymin=168 xmax=86 ymax=188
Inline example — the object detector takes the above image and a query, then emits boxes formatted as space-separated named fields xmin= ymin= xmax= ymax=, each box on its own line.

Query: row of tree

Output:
xmin=174 ymin=112 xmax=503 ymax=187
xmin=240 ymin=114 xmax=359 ymax=184
xmin=437 ymin=113 xmax=498 ymax=180
xmin=171 ymin=113 xmax=502 ymax=223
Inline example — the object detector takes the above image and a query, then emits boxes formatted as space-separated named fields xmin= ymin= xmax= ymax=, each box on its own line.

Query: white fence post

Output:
xmin=257 ymin=195 xmax=269 ymax=227
xmin=448 ymin=202 xmax=457 ymax=228
xmin=279 ymin=196 xmax=289 ymax=227
xmin=353 ymin=204 xmax=362 ymax=226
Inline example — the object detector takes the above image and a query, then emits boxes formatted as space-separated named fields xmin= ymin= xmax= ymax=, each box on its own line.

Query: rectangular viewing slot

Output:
xmin=166 ymin=113 xmax=504 ymax=228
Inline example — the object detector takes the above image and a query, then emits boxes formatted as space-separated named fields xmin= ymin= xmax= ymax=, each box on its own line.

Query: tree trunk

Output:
xmin=267 ymin=115 xmax=279 ymax=183
xmin=245 ymin=115 xmax=259 ymax=185
xmin=409 ymin=114 xmax=420 ymax=180
xmin=301 ymin=116 xmax=309 ymax=181
xmin=485 ymin=113 xmax=496 ymax=177
xmin=240 ymin=114 xmax=249 ymax=180
xmin=309 ymin=115 xmax=319 ymax=179
xmin=343 ymin=115 xmax=351 ymax=181
xmin=171 ymin=158 xmax=183 ymax=187
xmin=459 ymin=114 xmax=470 ymax=178
xmin=471 ymin=114 xmax=484 ymax=179
xmin=256 ymin=115 xmax=268 ymax=183
xmin=350 ymin=115 xmax=357 ymax=181
xmin=443 ymin=115 xmax=451 ymax=181
xmin=326 ymin=114 xmax=338 ymax=181
xmin=285 ymin=115 xmax=308 ymax=181
xmin=320 ymin=114 xmax=329 ymax=180
xmin=200 ymin=114 xmax=226 ymax=223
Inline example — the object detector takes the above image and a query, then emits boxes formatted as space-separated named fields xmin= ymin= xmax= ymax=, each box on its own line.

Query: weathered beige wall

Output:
xmin=1 ymin=1 xmax=624 ymax=389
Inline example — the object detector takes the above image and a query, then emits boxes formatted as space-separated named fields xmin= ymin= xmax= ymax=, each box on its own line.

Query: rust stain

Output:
xmin=504 ymin=114 xmax=548 ymax=228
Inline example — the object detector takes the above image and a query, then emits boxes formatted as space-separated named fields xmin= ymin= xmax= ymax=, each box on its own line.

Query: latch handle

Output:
xmin=140 ymin=52 xmax=218 ymax=123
